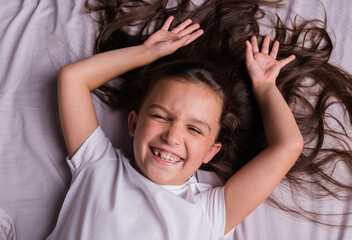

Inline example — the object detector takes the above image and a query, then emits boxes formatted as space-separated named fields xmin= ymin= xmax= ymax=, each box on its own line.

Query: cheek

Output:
xmin=192 ymin=136 xmax=219 ymax=162
xmin=134 ymin=119 xmax=160 ymax=144
xmin=187 ymin=139 xmax=208 ymax=158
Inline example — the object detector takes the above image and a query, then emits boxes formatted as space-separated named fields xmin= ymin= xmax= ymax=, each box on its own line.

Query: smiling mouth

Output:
xmin=150 ymin=147 xmax=183 ymax=163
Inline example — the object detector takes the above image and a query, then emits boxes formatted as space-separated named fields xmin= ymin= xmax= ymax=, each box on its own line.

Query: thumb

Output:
xmin=278 ymin=55 xmax=296 ymax=68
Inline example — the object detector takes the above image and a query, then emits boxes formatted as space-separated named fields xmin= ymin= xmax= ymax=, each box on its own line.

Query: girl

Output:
xmin=85 ymin=0 xmax=352 ymax=226
xmin=47 ymin=16 xmax=302 ymax=239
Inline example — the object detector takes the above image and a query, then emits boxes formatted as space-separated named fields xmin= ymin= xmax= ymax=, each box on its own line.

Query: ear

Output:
xmin=128 ymin=111 xmax=138 ymax=137
xmin=203 ymin=142 xmax=222 ymax=164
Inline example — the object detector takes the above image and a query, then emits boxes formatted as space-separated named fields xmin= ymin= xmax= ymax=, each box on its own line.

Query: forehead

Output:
xmin=141 ymin=78 xmax=223 ymax=126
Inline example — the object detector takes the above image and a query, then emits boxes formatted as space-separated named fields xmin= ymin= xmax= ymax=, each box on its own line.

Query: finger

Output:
xmin=178 ymin=35 xmax=192 ymax=45
xmin=170 ymin=35 xmax=192 ymax=51
xmin=183 ymin=29 xmax=204 ymax=45
xmin=261 ymin=35 xmax=270 ymax=54
xmin=161 ymin=16 xmax=174 ymax=30
xmin=251 ymin=36 xmax=259 ymax=53
xmin=173 ymin=29 xmax=203 ymax=48
xmin=278 ymin=54 xmax=296 ymax=68
xmin=171 ymin=19 xmax=193 ymax=34
xmin=177 ymin=23 xmax=200 ymax=37
xmin=245 ymin=40 xmax=254 ymax=63
xmin=270 ymin=40 xmax=279 ymax=58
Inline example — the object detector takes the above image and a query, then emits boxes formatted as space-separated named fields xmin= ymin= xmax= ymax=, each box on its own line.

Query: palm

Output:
xmin=143 ymin=16 xmax=203 ymax=58
xmin=248 ymin=53 xmax=280 ymax=83
xmin=245 ymin=35 xmax=295 ymax=88
xmin=145 ymin=29 xmax=184 ymax=54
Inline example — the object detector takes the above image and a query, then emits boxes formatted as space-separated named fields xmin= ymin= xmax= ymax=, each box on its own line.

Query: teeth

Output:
xmin=152 ymin=148 xmax=181 ymax=163
xmin=161 ymin=152 xmax=179 ymax=163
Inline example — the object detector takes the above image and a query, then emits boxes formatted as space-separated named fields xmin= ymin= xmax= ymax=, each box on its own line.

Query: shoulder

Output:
xmin=192 ymin=170 xmax=225 ymax=208
xmin=193 ymin=186 xmax=226 ymax=238
xmin=67 ymin=126 xmax=122 ymax=178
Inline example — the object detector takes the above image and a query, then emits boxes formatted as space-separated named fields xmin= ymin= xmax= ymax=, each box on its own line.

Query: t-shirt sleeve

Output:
xmin=66 ymin=126 xmax=117 ymax=178
xmin=193 ymin=186 xmax=227 ymax=238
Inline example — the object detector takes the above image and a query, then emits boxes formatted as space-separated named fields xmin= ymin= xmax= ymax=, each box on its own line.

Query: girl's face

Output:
xmin=128 ymin=78 xmax=223 ymax=185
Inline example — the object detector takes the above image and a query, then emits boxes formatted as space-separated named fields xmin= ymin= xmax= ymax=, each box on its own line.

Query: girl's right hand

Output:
xmin=143 ymin=16 xmax=204 ymax=59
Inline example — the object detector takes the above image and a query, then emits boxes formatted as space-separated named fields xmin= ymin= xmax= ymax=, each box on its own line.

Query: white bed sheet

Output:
xmin=233 ymin=1 xmax=352 ymax=239
xmin=0 ymin=1 xmax=97 ymax=239
xmin=0 ymin=0 xmax=351 ymax=239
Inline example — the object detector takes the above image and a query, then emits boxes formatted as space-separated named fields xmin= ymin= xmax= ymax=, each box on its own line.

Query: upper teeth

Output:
xmin=153 ymin=148 xmax=180 ymax=163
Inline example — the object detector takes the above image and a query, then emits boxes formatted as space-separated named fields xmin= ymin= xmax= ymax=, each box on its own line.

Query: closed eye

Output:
xmin=188 ymin=126 xmax=202 ymax=135
xmin=152 ymin=114 xmax=168 ymax=121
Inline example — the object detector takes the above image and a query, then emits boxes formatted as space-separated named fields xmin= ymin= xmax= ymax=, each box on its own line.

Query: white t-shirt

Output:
xmin=47 ymin=126 xmax=231 ymax=240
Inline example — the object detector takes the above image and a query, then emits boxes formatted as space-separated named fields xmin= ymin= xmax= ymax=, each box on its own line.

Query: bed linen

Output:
xmin=0 ymin=0 xmax=351 ymax=240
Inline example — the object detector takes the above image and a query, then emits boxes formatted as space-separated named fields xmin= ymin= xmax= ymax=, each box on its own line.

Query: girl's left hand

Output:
xmin=245 ymin=35 xmax=295 ymax=91
xmin=143 ymin=16 xmax=204 ymax=59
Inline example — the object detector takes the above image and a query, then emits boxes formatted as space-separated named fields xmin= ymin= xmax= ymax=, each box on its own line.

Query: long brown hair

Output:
xmin=85 ymin=0 xmax=352 ymax=225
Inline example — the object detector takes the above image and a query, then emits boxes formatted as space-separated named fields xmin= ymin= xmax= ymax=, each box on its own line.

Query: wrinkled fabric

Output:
xmin=0 ymin=0 xmax=351 ymax=239
xmin=0 ymin=209 xmax=16 ymax=240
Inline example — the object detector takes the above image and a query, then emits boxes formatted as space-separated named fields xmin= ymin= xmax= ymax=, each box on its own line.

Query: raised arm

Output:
xmin=58 ymin=16 xmax=203 ymax=158
xmin=224 ymin=35 xmax=303 ymax=233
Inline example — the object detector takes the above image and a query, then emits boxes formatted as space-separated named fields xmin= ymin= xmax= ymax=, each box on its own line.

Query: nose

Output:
xmin=161 ymin=122 xmax=183 ymax=146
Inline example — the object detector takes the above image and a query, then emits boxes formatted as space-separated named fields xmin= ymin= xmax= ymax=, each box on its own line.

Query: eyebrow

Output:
xmin=148 ymin=104 xmax=212 ymax=132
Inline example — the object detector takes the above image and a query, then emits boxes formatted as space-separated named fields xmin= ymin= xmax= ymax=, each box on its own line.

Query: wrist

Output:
xmin=252 ymin=82 xmax=277 ymax=96
xmin=139 ymin=44 xmax=160 ymax=62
